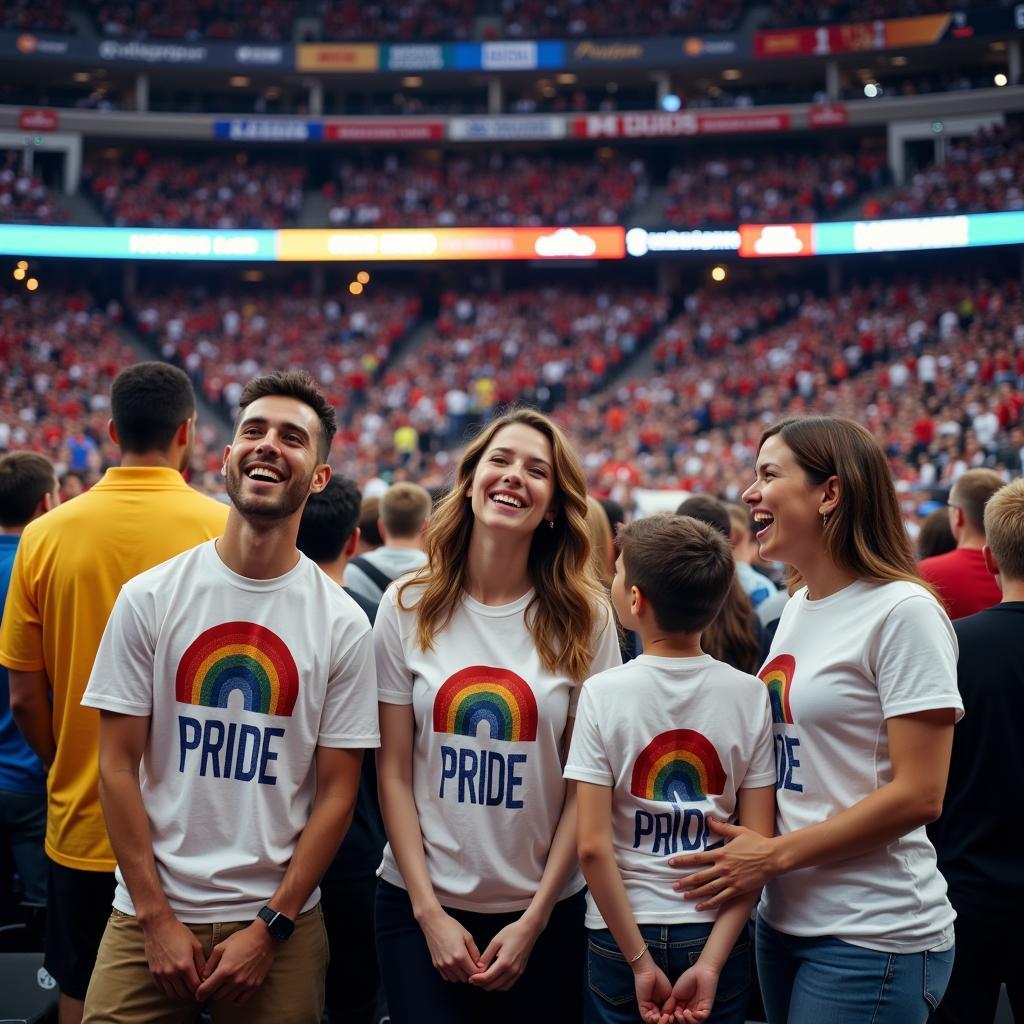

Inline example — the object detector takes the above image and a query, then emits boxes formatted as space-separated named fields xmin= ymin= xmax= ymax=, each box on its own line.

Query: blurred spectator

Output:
xmin=726 ymin=502 xmax=776 ymax=608
xmin=916 ymin=506 xmax=956 ymax=560
xmin=928 ymin=476 xmax=1024 ymax=1024
xmin=0 ymin=451 xmax=59 ymax=948
xmin=343 ymin=481 xmax=430 ymax=603
xmin=919 ymin=467 xmax=1004 ymax=618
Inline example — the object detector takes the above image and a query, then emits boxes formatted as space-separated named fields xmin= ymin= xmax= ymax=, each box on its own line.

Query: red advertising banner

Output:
xmin=18 ymin=108 xmax=59 ymax=131
xmin=324 ymin=120 xmax=445 ymax=142
xmin=571 ymin=110 xmax=789 ymax=139
xmin=738 ymin=224 xmax=814 ymax=258
xmin=755 ymin=13 xmax=950 ymax=58
xmin=808 ymin=104 xmax=848 ymax=129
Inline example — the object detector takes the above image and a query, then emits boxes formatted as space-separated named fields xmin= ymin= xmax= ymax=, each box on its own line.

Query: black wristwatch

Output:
xmin=257 ymin=905 xmax=295 ymax=942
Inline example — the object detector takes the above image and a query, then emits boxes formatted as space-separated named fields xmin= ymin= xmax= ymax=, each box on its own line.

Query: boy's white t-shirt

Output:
xmin=564 ymin=654 xmax=775 ymax=929
xmin=759 ymin=579 xmax=962 ymax=953
xmin=82 ymin=540 xmax=380 ymax=923
xmin=375 ymin=583 xmax=621 ymax=912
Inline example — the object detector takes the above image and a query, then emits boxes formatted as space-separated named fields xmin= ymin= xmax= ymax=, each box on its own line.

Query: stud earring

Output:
xmin=547 ymin=518 xmax=555 ymax=529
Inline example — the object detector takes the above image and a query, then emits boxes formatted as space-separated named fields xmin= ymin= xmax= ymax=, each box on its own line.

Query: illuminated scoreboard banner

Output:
xmin=1 ymin=214 xmax=1021 ymax=263
xmin=277 ymin=226 xmax=624 ymax=260
xmin=736 ymin=212 xmax=1024 ymax=257
xmin=0 ymin=226 xmax=276 ymax=260
xmin=0 ymin=225 xmax=625 ymax=262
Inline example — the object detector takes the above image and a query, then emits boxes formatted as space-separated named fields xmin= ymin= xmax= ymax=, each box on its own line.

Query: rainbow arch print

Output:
xmin=175 ymin=621 xmax=299 ymax=717
xmin=759 ymin=654 xmax=796 ymax=725
xmin=432 ymin=665 xmax=539 ymax=743
xmin=630 ymin=729 xmax=727 ymax=803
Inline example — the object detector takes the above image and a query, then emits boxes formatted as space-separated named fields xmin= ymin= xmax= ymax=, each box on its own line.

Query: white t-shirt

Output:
xmin=564 ymin=655 xmax=775 ymax=930
xmin=375 ymin=583 xmax=621 ymax=912
xmin=758 ymin=579 xmax=962 ymax=953
xmin=82 ymin=540 xmax=380 ymax=923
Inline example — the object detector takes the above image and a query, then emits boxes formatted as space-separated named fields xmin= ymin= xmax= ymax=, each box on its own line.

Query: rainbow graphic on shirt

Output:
xmin=175 ymin=621 xmax=299 ymax=716
xmin=759 ymin=654 xmax=795 ymax=725
xmin=630 ymin=730 xmax=727 ymax=803
xmin=432 ymin=665 xmax=538 ymax=743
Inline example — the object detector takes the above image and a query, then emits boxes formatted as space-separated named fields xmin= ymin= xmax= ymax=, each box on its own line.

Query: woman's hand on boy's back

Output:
xmin=669 ymin=818 xmax=778 ymax=911
xmin=670 ymin=962 xmax=718 ymax=1023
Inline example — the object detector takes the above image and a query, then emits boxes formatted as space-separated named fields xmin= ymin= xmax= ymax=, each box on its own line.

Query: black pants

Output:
xmin=375 ymin=880 xmax=585 ymax=1024
xmin=321 ymin=873 xmax=381 ymax=1024
xmin=930 ymin=911 xmax=1023 ymax=1024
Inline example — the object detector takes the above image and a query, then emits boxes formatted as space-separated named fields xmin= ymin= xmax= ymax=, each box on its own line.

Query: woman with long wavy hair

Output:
xmin=373 ymin=408 xmax=621 ymax=1024
xmin=670 ymin=416 xmax=962 ymax=1024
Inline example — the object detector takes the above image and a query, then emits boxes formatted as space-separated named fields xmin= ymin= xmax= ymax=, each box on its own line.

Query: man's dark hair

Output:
xmin=237 ymin=370 xmax=336 ymax=462
xmin=111 ymin=362 xmax=196 ymax=454
xmin=617 ymin=514 xmax=733 ymax=634
xmin=359 ymin=496 xmax=383 ymax=548
xmin=296 ymin=475 xmax=362 ymax=564
xmin=0 ymin=452 xmax=57 ymax=528
xmin=676 ymin=494 xmax=732 ymax=540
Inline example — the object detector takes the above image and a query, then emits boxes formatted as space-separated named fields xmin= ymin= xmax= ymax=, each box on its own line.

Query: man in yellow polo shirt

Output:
xmin=0 ymin=362 xmax=227 ymax=1024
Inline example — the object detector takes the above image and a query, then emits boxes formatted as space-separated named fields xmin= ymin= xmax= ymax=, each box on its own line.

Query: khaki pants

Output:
xmin=82 ymin=905 xmax=327 ymax=1024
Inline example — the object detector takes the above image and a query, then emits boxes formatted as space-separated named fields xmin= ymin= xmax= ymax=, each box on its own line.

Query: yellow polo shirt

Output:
xmin=0 ymin=467 xmax=227 ymax=872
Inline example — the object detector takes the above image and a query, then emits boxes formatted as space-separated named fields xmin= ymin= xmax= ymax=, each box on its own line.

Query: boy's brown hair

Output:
xmin=617 ymin=514 xmax=734 ymax=633
xmin=984 ymin=477 xmax=1024 ymax=582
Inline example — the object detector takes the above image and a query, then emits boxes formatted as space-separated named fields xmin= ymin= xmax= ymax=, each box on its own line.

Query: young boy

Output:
xmin=565 ymin=514 xmax=775 ymax=1024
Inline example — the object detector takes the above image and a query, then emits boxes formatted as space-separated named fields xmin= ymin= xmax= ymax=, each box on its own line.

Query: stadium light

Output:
xmin=349 ymin=281 xmax=364 ymax=295
xmin=357 ymin=271 xmax=370 ymax=284
xmin=711 ymin=265 xmax=727 ymax=282
xmin=995 ymin=73 xmax=1008 ymax=87
xmin=26 ymin=277 xmax=38 ymax=291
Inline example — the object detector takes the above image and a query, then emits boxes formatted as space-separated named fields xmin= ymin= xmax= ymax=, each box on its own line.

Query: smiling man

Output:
xmin=79 ymin=371 xmax=379 ymax=1023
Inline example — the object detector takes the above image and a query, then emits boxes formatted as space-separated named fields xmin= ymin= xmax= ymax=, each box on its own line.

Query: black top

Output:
xmin=928 ymin=602 xmax=1024 ymax=917
xmin=324 ymin=588 xmax=386 ymax=881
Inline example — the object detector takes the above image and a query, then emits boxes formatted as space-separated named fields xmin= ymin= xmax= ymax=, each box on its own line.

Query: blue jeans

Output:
xmin=756 ymin=914 xmax=954 ymax=1024
xmin=585 ymin=922 xmax=750 ymax=1024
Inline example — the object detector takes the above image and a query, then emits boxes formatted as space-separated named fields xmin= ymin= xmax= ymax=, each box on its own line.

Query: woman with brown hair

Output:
xmin=373 ymin=408 xmax=620 ymax=1024
xmin=670 ymin=416 xmax=961 ymax=1024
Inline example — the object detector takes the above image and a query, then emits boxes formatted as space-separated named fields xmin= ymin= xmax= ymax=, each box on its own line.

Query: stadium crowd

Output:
xmin=132 ymin=287 xmax=421 ymax=457
xmin=86 ymin=0 xmax=300 ymax=41
xmin=664 ymin=148 xmax=886 ymax=227
xmin=5 ymin=271 xmax=1022 ymax=515
xmin=323 ymin=153 xmax=649 ymax=228
xmin=0 ymin=289 xmax=221 ymax=490
xmin=0 ymin=152 xmax=65 ymax=226
xmin=81 ymin=150 xmax=306 ymax=230
xmin=871 ymin=119 xmax=1024 ymax=219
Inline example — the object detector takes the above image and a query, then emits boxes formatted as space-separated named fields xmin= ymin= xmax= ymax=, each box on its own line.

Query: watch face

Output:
xmin=260 ymin=906 xmax=295 ymax=941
